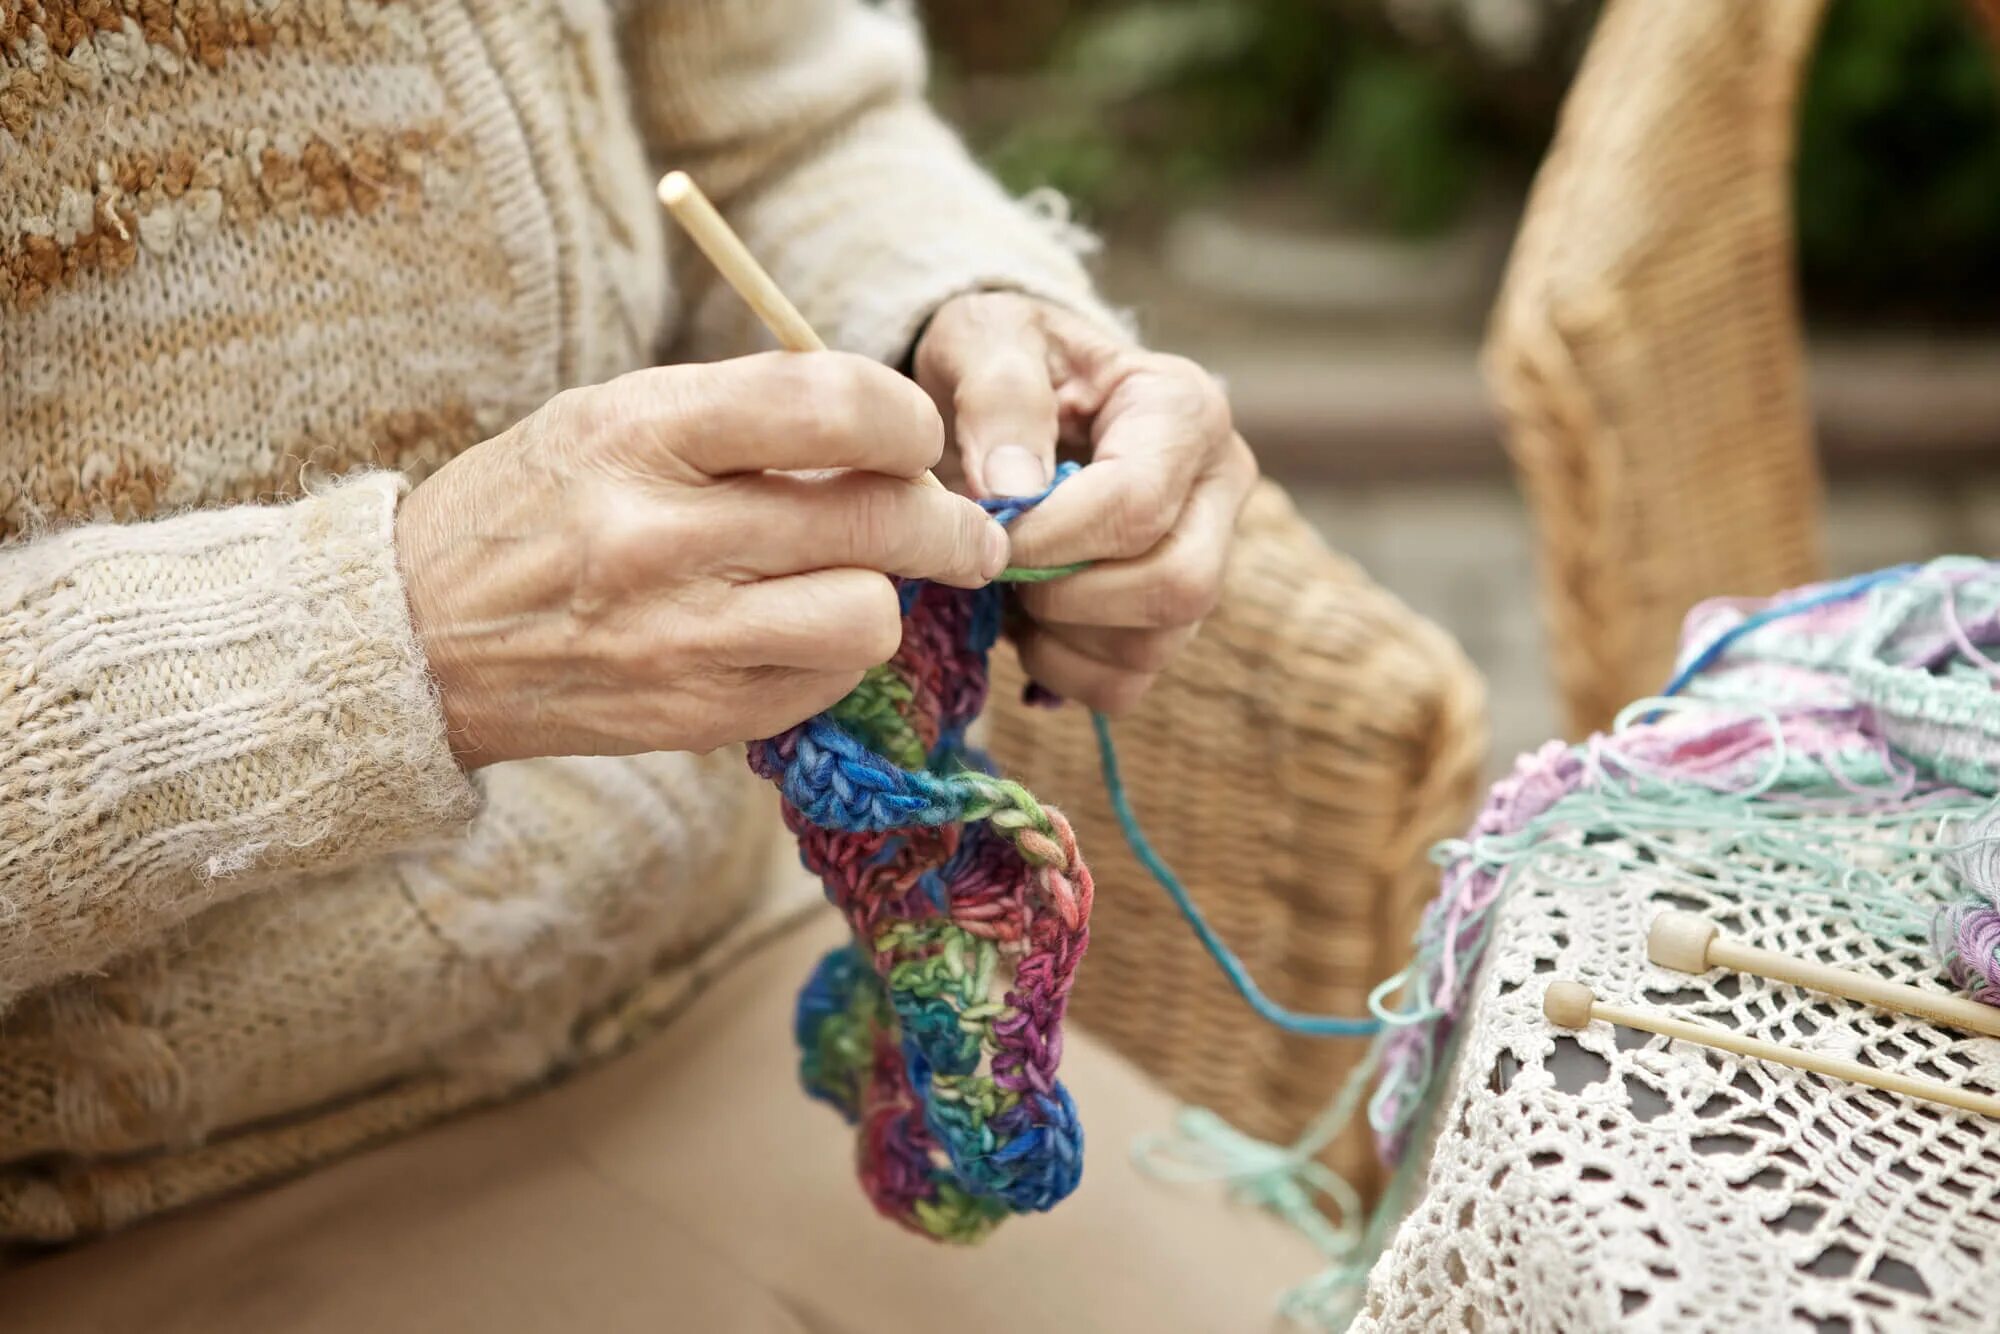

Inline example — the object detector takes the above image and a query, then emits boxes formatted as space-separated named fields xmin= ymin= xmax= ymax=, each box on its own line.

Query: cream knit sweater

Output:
xmin=0 ymin=0 xmax=1116 ymax=1243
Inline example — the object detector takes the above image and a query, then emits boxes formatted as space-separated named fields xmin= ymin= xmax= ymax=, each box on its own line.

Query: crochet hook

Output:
xmin=657 ymin=170 xmax=946 ymax=492
xmin=1543 ymin=981 xmax=2000 ymax=1118
xmin=1648 ymin=910 xmax=2000 ymax=1040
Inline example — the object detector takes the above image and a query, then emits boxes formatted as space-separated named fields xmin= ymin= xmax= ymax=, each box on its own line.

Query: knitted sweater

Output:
xmin=0 ymin=0 xmax=1116 ymax=1244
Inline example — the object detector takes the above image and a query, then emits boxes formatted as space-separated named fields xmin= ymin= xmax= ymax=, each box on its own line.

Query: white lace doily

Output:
xmin=1352 ymin=820 xmax=2000 ymax=1332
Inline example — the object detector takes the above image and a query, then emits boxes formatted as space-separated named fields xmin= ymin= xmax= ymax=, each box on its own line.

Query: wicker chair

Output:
xmin=990 ymin=480 xmax=1488 ymax=1200
xmin=1492 ymin=0 xmax=2000 ymax=737
xmin=1486 ymin=0 xmax=1832 ymax=737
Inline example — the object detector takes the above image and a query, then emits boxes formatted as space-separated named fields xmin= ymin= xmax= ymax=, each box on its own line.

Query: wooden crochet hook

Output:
xmin=657 ymin=170 xmax=945 ymax=491
xmin=1543 ymin=981 xmax=2000 ymax=1117
xmin=1648 ymin=910 xmax=2000 ymax=1040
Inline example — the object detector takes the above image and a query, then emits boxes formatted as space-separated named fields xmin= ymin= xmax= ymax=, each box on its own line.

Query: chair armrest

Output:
xmin=987 ymin=480 xmax=1487 ymax=1199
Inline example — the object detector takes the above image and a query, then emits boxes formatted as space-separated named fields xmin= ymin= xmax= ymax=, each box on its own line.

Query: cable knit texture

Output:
xmin=0 ymin=0 xmax=1115 ymax=1244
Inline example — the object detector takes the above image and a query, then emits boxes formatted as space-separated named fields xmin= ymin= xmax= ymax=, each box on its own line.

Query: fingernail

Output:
xmin=982 ymin=521 xmax=1011 ymax=582
xmin=986 ymin=446 xmax=1049 ymax=498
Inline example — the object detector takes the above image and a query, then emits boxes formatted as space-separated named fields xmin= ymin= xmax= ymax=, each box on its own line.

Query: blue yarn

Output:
xmin=983 ymin=460 xmax=1385 ymax=1039
xmin=978 ymin=461 xmax=1082 ymax=525
xmin=1657 ymin=563 xmax=1921 ymax=700
xmin=771 ymin=721 xmax=966 ymax=830
xmin=1089 ymin=711 xmax=1384 ymax=1038
xmin=794 ymin=944 xmax=875 ymax=1118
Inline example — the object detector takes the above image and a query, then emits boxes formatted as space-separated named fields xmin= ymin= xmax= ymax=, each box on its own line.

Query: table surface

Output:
xmin=1349 ymin=819 xmax=2000 ymax=1333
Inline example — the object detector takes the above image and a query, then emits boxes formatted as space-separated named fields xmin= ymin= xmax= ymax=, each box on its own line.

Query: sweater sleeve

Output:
xmin=619 ymin=0 xmax=1132 ymax=364
xmin=0 ymin=472 xmax=480 ymax=1010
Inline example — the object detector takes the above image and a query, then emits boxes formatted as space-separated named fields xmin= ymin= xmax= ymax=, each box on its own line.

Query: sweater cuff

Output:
xmin=0 ymin=473 xmax=479 ymax=1004
xmin=5 ymin=472 xmax=477 ymax=889
xmin=174 ymin=471 xmax=482 ymax=875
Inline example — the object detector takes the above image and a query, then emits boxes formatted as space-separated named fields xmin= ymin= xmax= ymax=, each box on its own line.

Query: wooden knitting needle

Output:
xmin=656 ymin=170 xmax=946 ymax=491
xmin=1543 ymin=981 xmax=2000 ymax=1117
xmin=1648 ymin=910 xmax=2000 ymax=1040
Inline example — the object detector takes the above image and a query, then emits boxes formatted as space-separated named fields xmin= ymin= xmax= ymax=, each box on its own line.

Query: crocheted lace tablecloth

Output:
xmin=1350 ymin=819 xmax=2000 ymax=1332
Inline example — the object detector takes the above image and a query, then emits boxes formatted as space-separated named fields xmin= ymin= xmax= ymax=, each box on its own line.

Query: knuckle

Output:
xmin=694 ymin=668 xmax=784 ymax=752
xmin=900 ymin=379 xmax=947 ymax=467
xmin=950 ymin=375 xmax=984 ymax=421
xmin=912 ymin=301 xmax=974 ymax=383
xmin=573 ymin=490 xmax=673 ymax=585
xmin=1150 ymin=555 xmax=1222 ymax=626
xmin=801 ymin=354 xmax=899 ymax=448
xmin=1231 ymin=432 xmax=1261 ymax=485
xmin=845 ymin=574 xmax=905 ymax=663
xmin=1122 ymin=630 xmax=1183 ymax=675
xmin=960 ymin=508 xmax=997 ymax=577
xmin=566 ymin=503 xmax=644 ymax=606
xmin=841 ymin=483 xmax=897 ymax=559
xmin=540 ymin=384 xmax=608 ymax=453
xmin=1154 ymin=353 xmax=1233 ymax=438
xmin=956 ymin=349 xmax=1038 ymax=406
xmin=934 ymin=502 xmax=992 ymax=583
xmin=600 ymin=630 xmax=662 ymax=686
xmin=804 ymin=669 xmax=867 ymax=718
xmin=1107 ymin=474 xmax=1177 ymax=555
xmin=1087 ymin=670 xmax=1155 ymax=717
xmin=855 ymin=619 xmax=903 ymax=668
xmin=806 ymin=357 xmax=870 ymax=440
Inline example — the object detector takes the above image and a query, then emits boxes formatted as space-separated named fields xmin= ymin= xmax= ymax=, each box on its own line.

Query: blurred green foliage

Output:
xmin=1797 ymin=0 xmax=2000 ymax=320
xmin=1315 ymin=49 xmax=1479 ymax=236
xmin=931 ymin=0 xmax=2000 ymax=322
xmin=955 ymin=0 xmax=1504 ymax=237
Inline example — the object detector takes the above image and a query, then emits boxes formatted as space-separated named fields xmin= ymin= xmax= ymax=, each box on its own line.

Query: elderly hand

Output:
xmin=398 ymin=353 xmax=1005 ymax=768
xmin=913 ymin=292 xmax=1258 ymax=714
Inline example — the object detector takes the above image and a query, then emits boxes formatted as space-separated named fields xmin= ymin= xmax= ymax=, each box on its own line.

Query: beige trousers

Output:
xmin=0 ymin=915 xmax=1321 ymax=1333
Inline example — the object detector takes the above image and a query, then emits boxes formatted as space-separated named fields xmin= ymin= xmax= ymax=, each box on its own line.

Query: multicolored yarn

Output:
xmin=749 ymin=464 xmax=1094 ymax=1242
xmin=1371 ymin=557 xmax=2000 ymax=1159
xmin=1136 ymin=556 xmax=2000 ymax=1330
xmin=1376 ymin=564 xmax=2000 ymax=1160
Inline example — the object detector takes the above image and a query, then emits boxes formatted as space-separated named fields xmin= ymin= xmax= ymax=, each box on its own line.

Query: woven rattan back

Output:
xmin=1487 ymin=0 xmax=1832 ymax=736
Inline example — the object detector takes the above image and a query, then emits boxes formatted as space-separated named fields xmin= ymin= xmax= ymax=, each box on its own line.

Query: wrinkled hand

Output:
xmin=398 ymin=353 xmax=1007 ymax=768
xmin=914 ymin=292 xmax=1257 ymax=713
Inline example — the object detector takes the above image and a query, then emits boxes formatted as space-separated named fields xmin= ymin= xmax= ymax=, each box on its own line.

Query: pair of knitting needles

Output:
xmin=1545 ymin=911 xmax=2000 ymax=1117
xmin=656 ymin=170 xmax=948 ymax=493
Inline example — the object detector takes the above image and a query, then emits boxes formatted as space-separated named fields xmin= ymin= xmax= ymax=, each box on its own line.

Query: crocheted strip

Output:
xmin=752 ymin=574 xmax=1092 ymax=1241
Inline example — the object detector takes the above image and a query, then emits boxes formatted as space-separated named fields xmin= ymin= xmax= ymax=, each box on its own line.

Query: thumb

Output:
xmin=916 ymin=296 xmax=1059 ymax=499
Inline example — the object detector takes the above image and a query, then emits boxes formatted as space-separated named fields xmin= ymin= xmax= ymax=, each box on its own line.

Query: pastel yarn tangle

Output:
xmin=749 ymin=463 xmax=1093 ymax=1242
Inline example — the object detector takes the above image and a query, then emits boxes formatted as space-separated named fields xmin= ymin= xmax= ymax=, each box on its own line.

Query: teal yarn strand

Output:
xmin=988 ymin=465 xmax=1384 ymax=1038
xmin=1091 ymin=712 xmax=1384 ymax=1038
xmin=1093 ymin=709 xmax=1401 ymax=1321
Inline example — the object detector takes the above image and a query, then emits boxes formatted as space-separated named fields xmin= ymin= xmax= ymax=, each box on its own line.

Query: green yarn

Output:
xmin=829 ymin=663 xmax=927 ymax=769
xmin=996 ymin=562 xmax=1091 ymax=583
xmin=798 ymin=959 xmax=893 ymax=1116
xmin=913 ymin=1182 xmax=1009 ymax=1242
